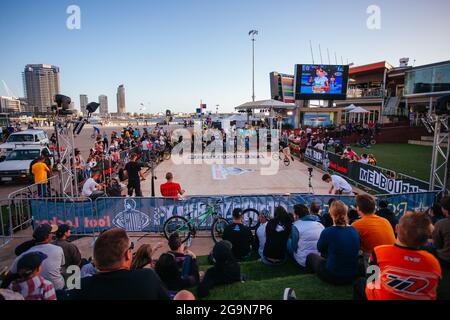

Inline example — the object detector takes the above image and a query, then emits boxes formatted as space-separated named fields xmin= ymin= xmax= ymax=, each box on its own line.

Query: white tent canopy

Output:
xmin=348 ymin=106 xmax=370 ymax=113
xmin=235 ymin=99 xmax=296 ymax=111
xmin=343 ymin=104 xmax=357 ymax=111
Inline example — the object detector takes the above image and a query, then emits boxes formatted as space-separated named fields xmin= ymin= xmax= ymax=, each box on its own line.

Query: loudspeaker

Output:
xmin=86 ymin=102 xmax=100 ymax=114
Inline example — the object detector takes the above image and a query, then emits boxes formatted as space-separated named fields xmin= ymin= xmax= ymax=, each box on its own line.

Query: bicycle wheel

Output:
xmin=370 ymin=139 xmax=376 ymax=145
xmin=242 ymin=208 xmax=260 ymax=230
xmin=283 ymin=157 xmax=290 ymax=166
xmin=163 ymin=216 xmax=191 ymax=243
xmin=163 ymin=151 xmax=171 ymax=160
xmin=211 ymin=217 xmax=229 ymax=243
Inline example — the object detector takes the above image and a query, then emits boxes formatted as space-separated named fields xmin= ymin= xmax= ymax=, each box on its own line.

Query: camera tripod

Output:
xmin=307 ymin=168 xmax=315 ymax=194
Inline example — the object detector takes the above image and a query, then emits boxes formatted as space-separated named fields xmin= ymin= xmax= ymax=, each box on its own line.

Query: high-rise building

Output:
xmin=80 ymin=94 xmax=88 ymax=115
xmin=99 ymin=95 xmax=108 ymax=115
xmin=23 ymin=64 xmax=60 ymax=114
xmin=0 ymin=96 xmax=21 ymax=113
xmin=116 ymin=84 xmax=126 ymax=114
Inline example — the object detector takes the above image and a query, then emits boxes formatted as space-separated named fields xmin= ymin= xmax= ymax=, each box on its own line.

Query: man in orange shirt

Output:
xmin=354 ymin=211 xmax=442 ymax=300
xmin=352 ymin=194 xmax=396 ymax=255
xmin=160 ymin=172 xmax=185 ymax=200
xmin=31 ymin=156 xmax=51 ymax=197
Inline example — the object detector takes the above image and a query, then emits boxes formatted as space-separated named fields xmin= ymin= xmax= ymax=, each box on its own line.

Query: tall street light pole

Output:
xmin=249 ymin=30 xmax=258 ymax=102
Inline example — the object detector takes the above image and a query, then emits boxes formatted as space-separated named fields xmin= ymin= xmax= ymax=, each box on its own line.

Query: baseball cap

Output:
xmin=17 ymin=251 xmax=48 ymax=273
xmin=32 ymin=224 xmax=58 ymax=242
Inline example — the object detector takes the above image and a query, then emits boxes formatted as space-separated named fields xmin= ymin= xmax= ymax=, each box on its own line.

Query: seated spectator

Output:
xmin=262 ymin=207 xmax=292 ymax=266
xmin=8 ymin=252 xmax=56 ymax=300
xmin=0 ymin=289 xmax=24 ymax=300
xmin=155 ymin=252 xmax=198 ymax=294
xmin=289 ymin=204 xmax=324 ymax=268
xmin=368 ymin=154 xmax=377 ymax=166
xmin=309 ymin=201 xmax=322 ymax=220
xmin=355 ymin=211 xmax=442 ymax=300
xmin=306 ymin=201 xmax=360 ymax=285
xmin=348 ymin=207 xmax=360 ymax=225
xmin=81 ymin=171 xmax=105 ymax=199
xmin=255 ymin=209 xmax=270 ymax=258
xmin=427 ymin=202 xmax=445 ymax=225
xmin=80 ymin=260 xmax=97 ymax=278
xmin=321 ymin=198 xmax=335 ymax=228
xmin=131 ymin=243 xmax=162 ymax=270
xmin=53 ymin=224 xmax=81 ymax=279
xmin=68 ymin=228 xmax=169 ymax=300
xmin=376 ymin=200 xmax=398 ymax=233
xmin=167 ymin=233 xmax=200 ymax=284
xmin=10 ymin=224 xmax=65 ymax=291
xmin=197 ymin=241 xmax=241 ymax=298
xmin=352 ymin=194 xmax=396 ymax=261
xmin=222 ymin=208 xmax=254 ymax=260
xmin=432 ymin=196 xmax=450 ymax=270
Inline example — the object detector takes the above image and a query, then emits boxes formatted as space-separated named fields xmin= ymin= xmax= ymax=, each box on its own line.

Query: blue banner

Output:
xmin=31 ymin=192 xmax=437 ymax=234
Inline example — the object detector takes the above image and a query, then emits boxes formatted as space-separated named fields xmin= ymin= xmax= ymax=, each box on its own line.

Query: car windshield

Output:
xmin=7 ymin=134 xmax=34 ymax=143
xmin=5 ymin=150 xmax=41 ymax=161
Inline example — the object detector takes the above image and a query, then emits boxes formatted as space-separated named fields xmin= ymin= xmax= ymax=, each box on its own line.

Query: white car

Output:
xmin=0 ymin=146 xmax=53 ymax=183
xmin=0 ymin=129 xmax=49 ymax=159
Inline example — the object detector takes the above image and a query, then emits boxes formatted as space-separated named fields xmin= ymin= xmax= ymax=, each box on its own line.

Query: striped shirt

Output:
xmin=9 ymin=275 xmax=57 ymax=300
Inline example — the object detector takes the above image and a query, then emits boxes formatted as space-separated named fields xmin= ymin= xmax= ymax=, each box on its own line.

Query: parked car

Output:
xmin=0 ymin=129 xmax=49 ymax=161
xmin=0 ymin=145 xmax=53 ymax=184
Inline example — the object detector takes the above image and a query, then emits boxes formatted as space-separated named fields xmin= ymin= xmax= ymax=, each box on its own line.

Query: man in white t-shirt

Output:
xmin=141 ymin=139 xmax=150 ymax=162
xmin=82 ymin=171 xmax=104 ymax=198
xmin=255 ymin=209 xmax=270 ymax=258
xmin=314 ymin=140 xmax=325 ymax=151
xmin=10 ymin=224 xmax=65 ymax=290
xmin=322 ymin=173 xmax=353 ymax=195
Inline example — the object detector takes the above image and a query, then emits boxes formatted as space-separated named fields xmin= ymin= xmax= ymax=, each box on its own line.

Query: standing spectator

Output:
xmin=141 ymin=137 xmax=150 ymax=162
xmin=31 ymin=157 xmax=51 ymax=197
xmin=53 ymin=224 xmax=82 ymax=279
xmin=289 ymin=204 xmax=324 ymax=268
xmin=124 ymin=153 xmax=145 ymax=197
xmin=262 ymin=207 xmax=292 ymax=266
xmin=355 ymin=212 xmax=442 ymax=300
xmin=352 ymin=194 xmax=396 ymax=267
xmin=8 ymin=252 xmax=57 ymax=300
xmin=10 ymin=224 xmax=65 ymax=290
xmin=68 ymin=228 xmax=170 ymax=300
xmin=222 ymin=208 xmax=254 ymax=260
xmin=376 ymin=200 xmax=398 ymax=234
xmin=255 ymin=210 xmax=270 ymax=258
xmin=197 ymin=241 xmax=241 ymax=298
xmin=306 ymin=201 xmax=360 ymax=285
xmin=432 ymin=196 xmax=450 ymax=270
xmin=160 ymin=172 xmax=185 ymax=200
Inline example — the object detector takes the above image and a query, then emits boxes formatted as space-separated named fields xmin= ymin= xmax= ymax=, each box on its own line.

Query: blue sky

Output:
xmin=1 ymin=0 xmax=449 ymax=114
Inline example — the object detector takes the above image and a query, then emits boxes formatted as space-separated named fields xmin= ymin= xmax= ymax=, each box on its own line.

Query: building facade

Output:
xmin=0 ymin=96 xmax=21 ymax=113
xmin=80 ymin=94 xmax=88 ymax=115
xmin=116 ymin=85 xmax=126 ymax=114
xmin=99 ymin=95 xmax=108 ymax=115
xmin=23 ymin=64 xmax=60 ymax=114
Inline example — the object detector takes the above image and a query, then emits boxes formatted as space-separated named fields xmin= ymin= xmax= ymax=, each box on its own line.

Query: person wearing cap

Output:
xmin=10 ymin=224 xmax=65 ymax=290
xmin=53 ymin=224 xmax=82 ymax=279
xmin=288 ymin=204 xmax=324 ymax=268
xmin=255 ymin=209 xmax=270 ymax=258
xmin=197 ymin=241 xmax=241 ymax=298
xmin=8 ymin=252 xmax=57 ymax=300
xmin=222 ymin=208 xmax=254 ymax=260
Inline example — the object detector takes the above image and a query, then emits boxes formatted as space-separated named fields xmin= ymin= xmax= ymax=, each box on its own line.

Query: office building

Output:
xmin=23 ymin=64 xmax=60 ymax=114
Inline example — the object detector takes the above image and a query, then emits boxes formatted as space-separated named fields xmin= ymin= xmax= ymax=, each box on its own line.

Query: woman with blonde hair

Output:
xmin=305 ymin=200 xmax=361 ymax=285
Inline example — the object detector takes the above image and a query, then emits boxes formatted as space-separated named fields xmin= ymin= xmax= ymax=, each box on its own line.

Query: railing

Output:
xmin=347 ymin=88 xmax=384 ymax=98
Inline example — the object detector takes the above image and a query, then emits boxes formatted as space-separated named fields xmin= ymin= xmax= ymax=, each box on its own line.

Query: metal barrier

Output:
xmin=0 ymin=191 xmax=438 ymax=249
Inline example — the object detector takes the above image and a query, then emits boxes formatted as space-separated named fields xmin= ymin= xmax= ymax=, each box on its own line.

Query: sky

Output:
xmin=1 ymin=0 xmax=449 ymax=114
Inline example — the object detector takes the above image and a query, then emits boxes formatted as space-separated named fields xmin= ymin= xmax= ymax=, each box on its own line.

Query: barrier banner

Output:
xmin=305 ymin=147 xmax=430 ymax=194
xmin=31 ymin=192 xmax=437 ymax=234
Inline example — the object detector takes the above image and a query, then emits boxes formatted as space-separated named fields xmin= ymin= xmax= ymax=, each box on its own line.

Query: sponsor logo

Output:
xmin=359 ymin=168 xmax=426 ymax=194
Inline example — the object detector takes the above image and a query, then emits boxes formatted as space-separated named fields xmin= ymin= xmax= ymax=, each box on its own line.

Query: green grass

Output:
xmin=352 ymin=144 xmax=434 ymax=181
xmin=193 ymin=254 xmax=450 ymax=300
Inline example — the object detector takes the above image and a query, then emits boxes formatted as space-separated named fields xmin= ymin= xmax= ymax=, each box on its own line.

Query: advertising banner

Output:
xmin=31 ymin=192 xmax=436 ymax=234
